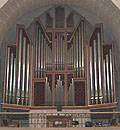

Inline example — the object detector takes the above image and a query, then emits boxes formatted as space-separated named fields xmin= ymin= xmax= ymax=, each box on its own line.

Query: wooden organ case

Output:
xmin=88 ymin=24 xmax=117 ymax=106
xmin=2 ymin=6 xmax=117 ymax=109
xmin=2 ymin=25 xmax=32 ymax=107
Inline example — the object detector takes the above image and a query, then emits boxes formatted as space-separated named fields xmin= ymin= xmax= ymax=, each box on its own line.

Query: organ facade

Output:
xmin=2 ymin=6 xmax=117 ymax=110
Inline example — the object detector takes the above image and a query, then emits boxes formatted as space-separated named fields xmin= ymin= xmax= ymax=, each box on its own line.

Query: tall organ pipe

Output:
xmin=109 ymin=49 xmax=114 ymax=102
xmin=41 ymin=34 xmax=43 ymax=77
xmin=106 ymin=54 xmax=110 ymax=102
xmin=57 ymin=34 xmax=59 ymax=70
xmin=81 ymin=22 xmax=85 ymax=77
xmin=79 ymin=26 xmax=81 ymax=77
xmin=60 ymin=35 xmax=62 ymax=70
xmin=17 ymin=29 xmax=22 ymax=100
xmin=9 ymin=53 xmax=14 ymax=103
xmin=35 ymin=25 xmax=38 ymax=78
xmin=76 ymin=31 xmax=79 ymax=77
xmin=93 ymin=40 xmax=98 ymax=104
xmin=21 ymin=37 xmax=26 ymax=104
xmin=38 ymin=29 xmax=41 ymax=78
xmin=6 ymin=47 xmax=10 ymax=103
xmin=97 ymin=33 xmax=102 ymax=103
xmin=60 ymin=34 xmax=62 ymax=70
xmin=26 ymin=44 xmax=30 ymax=105
xmin=90 ymin=47 xmax=93 ymax=104
xmin=58 ymin=34 xmax=60 ymax=70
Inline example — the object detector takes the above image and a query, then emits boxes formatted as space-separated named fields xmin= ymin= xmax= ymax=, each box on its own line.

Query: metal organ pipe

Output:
xmin=76 ymin=31 xmax=78 ymax=77
xmin=21 ymin=37 xmax=26 ymax=104
xmin=97 ymin=33 xmax=102 ymax=102
xmin=9 ymin=53 xmax=14 ymax=103
xmin=35 ymin=25 xmax=38 ymax=78
xmin=81 ymin=22 xmax=85 ymax=77
xmin=38 ymin=29 xmax=41 ymax=78
xmin=41 ymin=34 xmax=43 ymax=77
xmin=106 ymin=54 xmax=110 ymax=102
xmin=13 ymin=58 xmax=16 ymax=103
xmin=103 ymin=59 xmax=107 ymax=103
xmin=60 ymin=34 xmax=62 ymax=70
xmin=62 ymin=34 xmax=65 ymax=69
xmin=90 ymin=47 xmax=93 ymax=104
xmin=26 ymin=44 xmax=30 ymax=105
xmin=109 ymin=49 xmax=114 ymax=102
xmin=93 ymin=40 xmax=98 ymax=103
xmin=30 ymin=45 xmax=33 ymax=106
xmin=17 ymin=29 xmax=22 ymax=101
xmin=6 ymin=47 xmax=10 ymax=103
xmin=71 ymin=44 xmax=73 ymax=70
xmin=79 ymin=26 xmax=81 ymax=77
xmin=58 ymin=34 xmax=60 ymax=70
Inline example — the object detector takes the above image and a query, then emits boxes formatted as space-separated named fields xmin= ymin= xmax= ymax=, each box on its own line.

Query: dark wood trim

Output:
xmin=2 ymin=102 xmax=117 ymax=110
xmin=112 ymin=42 xmax=117 ymax=102
xmin=35 ymin=18 xmax=52 ymax=43
xmin=2 ymin=44 xmax=8 ymax=103
xmin=66 ymin=12 xmax=74 ymax=28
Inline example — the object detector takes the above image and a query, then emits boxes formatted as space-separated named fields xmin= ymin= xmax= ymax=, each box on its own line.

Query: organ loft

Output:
xmin=2 ymin=6 xmax=117 ymax=110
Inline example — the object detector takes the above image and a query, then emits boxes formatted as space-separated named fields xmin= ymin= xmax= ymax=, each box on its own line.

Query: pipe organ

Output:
xmin=2 ymin=7 xmax=117 ymax=109
xmin=3 ymin=25 xmax=31 ymax=106
xmin=4 ymin=45 xmax=16 ymax=104
xmin=67 ymin=20 xmax=85 ymax=78
xmin=34 ymin=20 xmax=52 ymax=78
xmin=89 ymin=24 xmax=116 ymax=105
xmin=55 ymin=33 xmax=65 ymax=70
xmin=103 ymin=43 xmax=115 ymax=103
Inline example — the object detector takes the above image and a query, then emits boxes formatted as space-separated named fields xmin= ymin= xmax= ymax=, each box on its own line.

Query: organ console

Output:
xmin=2 ymin=6 xmax=117 ymax=109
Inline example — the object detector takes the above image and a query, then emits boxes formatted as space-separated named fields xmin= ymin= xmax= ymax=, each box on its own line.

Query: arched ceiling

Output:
xmin=0 ymin=0 xmax=120 ymax=50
